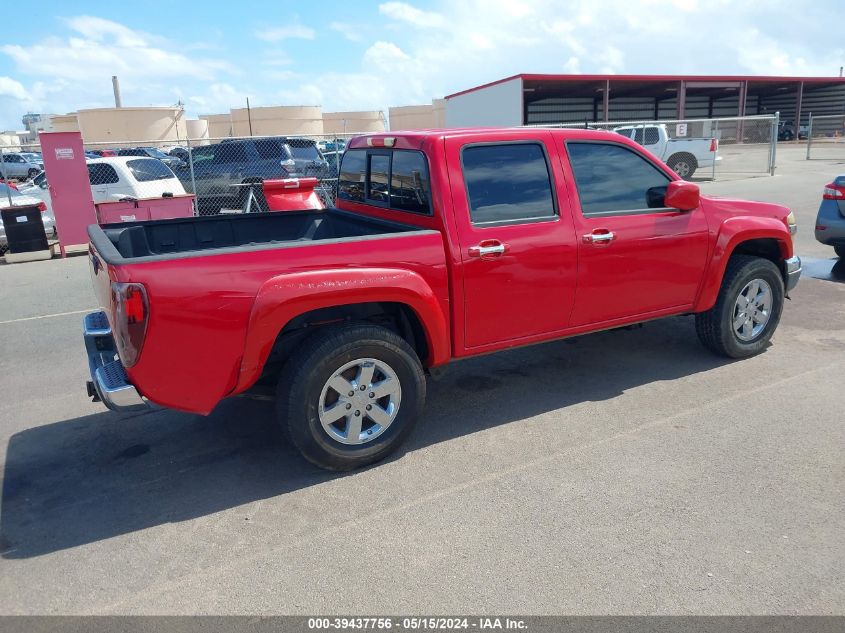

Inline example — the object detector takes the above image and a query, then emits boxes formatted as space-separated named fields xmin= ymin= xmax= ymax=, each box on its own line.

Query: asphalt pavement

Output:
xmin=0 ymin=144 xmax=843 ymax=614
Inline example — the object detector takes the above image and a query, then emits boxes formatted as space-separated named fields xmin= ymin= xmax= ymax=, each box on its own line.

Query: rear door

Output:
xmin=445 ymin=132 xmax=578 ymax=349
xmin=558 ymin=139 xmax=709 ymax=327
xmin=87 ymin=163 xmax=121 ymax=202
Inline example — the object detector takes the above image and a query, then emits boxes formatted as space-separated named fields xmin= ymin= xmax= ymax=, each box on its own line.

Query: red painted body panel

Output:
xmin=91 ymin=127 xmax=795 ymax=416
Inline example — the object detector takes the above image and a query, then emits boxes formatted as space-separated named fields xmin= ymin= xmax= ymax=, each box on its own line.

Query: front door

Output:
xmin=445 ymin=132 xmax=578 ymax=350
xmin=557 ymin=139 xmax=710 ymax=327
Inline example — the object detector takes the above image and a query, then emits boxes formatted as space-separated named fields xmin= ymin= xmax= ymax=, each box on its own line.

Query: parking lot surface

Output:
xmin=0 ymin=144 xmax=843 ymax=614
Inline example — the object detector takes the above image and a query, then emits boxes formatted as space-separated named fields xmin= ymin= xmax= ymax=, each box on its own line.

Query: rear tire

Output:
xmin=695 ymin=255 xmax=784 ymax=359
xmin=27 ymin=169 xmax=38 ymax=180
xmin=834 ymin=245 xmax=845 ymax=259
xmin=667 ymin=153 xmax=698 ymax=179
xmin=276 ymin=324 xmax=426 ymax=471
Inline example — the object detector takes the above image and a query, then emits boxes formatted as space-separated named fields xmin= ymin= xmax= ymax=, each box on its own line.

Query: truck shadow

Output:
xmin=2 ymin=316 xmax=731 ymax=559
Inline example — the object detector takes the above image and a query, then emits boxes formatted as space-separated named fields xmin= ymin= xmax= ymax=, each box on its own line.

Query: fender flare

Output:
xmin=694 ymin=216 xmax=793 ymax=312
xmin=233 ymin=267 xmax=450 ymax=394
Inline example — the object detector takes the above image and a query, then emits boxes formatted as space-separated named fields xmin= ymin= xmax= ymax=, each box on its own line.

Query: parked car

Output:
xmin=0 ymin=183 xmax=56 ymax=250
xmin=116 ymin=147 xmax=186 ymax=171
xmin=90 ymin=149 xmax=117 ymax=157
xmin=614 ymin=124 xmax=720 ymax=178
xmin=177 ymin=137 xmax=328 ymax=212
xmin=82 ymin=127 xmax=800 ymax=470
xmin=815 ymin=175 xmax=845 ymax=258
xmin=777 ymin=120 xmax=809 ymax=141
xmin=168 ymin=146 xmax=190 ymax=163
xmin=19 ymin=157 xmax=186 ymax=215
xmin=0 ymin=152 xmax=43 ymax=181
xmin=321 ymin=150 xmax=342 ymax=178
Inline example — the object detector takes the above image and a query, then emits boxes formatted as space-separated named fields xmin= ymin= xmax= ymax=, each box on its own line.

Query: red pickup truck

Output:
xmin=83 ymin=127 xmax=801 ymax=470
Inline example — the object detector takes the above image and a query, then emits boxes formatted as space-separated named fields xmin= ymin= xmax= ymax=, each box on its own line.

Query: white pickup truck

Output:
xmin=614 ymin=124 xmax=719 ymax=178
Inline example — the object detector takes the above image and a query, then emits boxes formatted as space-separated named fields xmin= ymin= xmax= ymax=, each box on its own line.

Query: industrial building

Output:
xmin=444 ymin=74 xmax=845 ymax=128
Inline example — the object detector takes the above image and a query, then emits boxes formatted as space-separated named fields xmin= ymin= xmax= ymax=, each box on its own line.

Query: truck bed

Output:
xmin=91 ymin=209 xmax=421 ymax=262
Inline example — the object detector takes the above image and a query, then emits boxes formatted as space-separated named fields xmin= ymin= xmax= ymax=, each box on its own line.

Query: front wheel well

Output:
xmin=260 ymin=302 xmax=430 ymax=382
xmin=730 ymin=238 xmax=785 ymax=266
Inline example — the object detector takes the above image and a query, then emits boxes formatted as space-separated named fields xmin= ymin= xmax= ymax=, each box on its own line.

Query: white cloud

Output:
xmin=0 ymin=76 xmax=30 ymax=101
xmin=255 ymin=24 xmax=315 ymax=42
xmin=378 ymin=2 xmax=447 ymax=28
xmin=330 ymin=22 xmax=364 ymax=43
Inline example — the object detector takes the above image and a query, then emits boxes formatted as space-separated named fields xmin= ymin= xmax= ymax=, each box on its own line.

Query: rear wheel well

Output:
xmin=667 ymin=151 xmax=698 ymax=168
xmin=259 ymin=302 xmax=429 ymax=382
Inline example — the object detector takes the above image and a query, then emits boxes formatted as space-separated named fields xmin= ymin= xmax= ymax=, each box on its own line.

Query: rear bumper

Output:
xmin=84 ymin=311 xmax=148 ymax=412
xmin=815 ymin=200 xmax=845 ymax=245
xmin=784 ymin=256 xmax=802 ymax=293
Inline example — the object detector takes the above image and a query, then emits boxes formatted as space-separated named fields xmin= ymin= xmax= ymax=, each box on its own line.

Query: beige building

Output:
xmin=388 ymin=99 xmax=445 ymax=130
xmin=323 ymin=111 xmax=386 ymax=135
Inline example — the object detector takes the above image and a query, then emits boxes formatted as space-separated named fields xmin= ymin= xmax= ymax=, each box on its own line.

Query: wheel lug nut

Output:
xmin=346 ymin=403 xmax=352 ymax=410
xmin=354 ymin=410 xmax=361 ymax=416
xmin=348 ymin=391 xmax=354 ymax=397
xmin=366 ymin=404 xmax=372 ymax=410
xmin=360 ymin=385 xmax=366 ymax=391
xmin=368 ymin=392 xmax=375 ymax=398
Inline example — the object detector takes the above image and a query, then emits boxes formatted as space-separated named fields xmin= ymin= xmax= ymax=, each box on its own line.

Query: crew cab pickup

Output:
xmin=83 ymin=127 xmax=801 ymax=470
xmin=614 ymin=124 xmax=719 ymax=178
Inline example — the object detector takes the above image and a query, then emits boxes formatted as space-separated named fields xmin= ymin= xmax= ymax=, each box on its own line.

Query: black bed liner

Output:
xmin=92 ymin=209 xmax=424 ymax=262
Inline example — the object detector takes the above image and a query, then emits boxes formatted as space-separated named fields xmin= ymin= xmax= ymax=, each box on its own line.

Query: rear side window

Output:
xmin=287 ymin=140 xmax=320 ymax=160
xmin=632 ymin=127 xmax=660 ymax=145
xmin=254 ymin=138 xmax=284 ymax=159
xmin=338 ymin=149 xmax=431 ymax=214
xmin=566 ymin=142 xmax=671 ymax=215
xmin=214 ymin=143 xmax=248 ymax=163
xmin=461 ymin=143 xmax=556 ymax=225
xmin=126 ymin=159 xmax=174 ymax=182
xmin=191 ymin=145 xmax=215 ymax=164
xmin=87 ymin=163 xmax=119 ymax=185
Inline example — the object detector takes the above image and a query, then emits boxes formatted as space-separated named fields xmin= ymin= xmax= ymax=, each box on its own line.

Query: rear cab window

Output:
xmin=338 ymin=149 xmax=431 ymax=215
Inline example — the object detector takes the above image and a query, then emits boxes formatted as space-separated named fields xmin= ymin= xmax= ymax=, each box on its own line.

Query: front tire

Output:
xmin=695 ymin=255 xmax=785 ymax=358
xmin=276 ymin=324 xmax=426 ymax=470
xmin=27 ymin=168 xmax=38 ymax=180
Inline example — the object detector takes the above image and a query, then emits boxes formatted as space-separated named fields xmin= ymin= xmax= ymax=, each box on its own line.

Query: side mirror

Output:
xmin=664 ymin=180 xmax=700 ymax=211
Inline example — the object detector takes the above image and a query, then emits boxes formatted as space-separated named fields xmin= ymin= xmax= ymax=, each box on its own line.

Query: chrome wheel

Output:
xmin=733 ymin=278 xmax=773 ymax=342
xmin=318 ymin=357 xmax=402 ymax=445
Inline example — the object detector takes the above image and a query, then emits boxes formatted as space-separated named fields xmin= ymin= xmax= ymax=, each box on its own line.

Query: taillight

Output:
xmin=111 ymin=282 xmax=149 ymax=367
xmin=37 ymin=201 xmax=46 ymax=212
xmin=709 ymin=139 xmax=718 ymax=152
xmin=823 ymin=183 xmax=845 ymax=200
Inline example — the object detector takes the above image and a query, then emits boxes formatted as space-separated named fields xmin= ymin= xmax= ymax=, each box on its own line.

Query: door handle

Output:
xmin=582 ymin=230 xmax=615 ymax=244
xmin=468 ymin=240 xmax=508 ymax=259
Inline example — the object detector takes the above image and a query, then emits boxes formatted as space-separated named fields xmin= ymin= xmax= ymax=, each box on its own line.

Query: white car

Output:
xmin=19 ymin=156 xmax=187 ymax=215
xmin=614 ymin=124 xmax=721 ymax=179
xmin=0 ymin=183 xmax=57 ymax=250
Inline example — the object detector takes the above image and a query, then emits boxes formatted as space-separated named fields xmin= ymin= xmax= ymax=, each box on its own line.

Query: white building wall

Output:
xmin=445 ymin=77 xmax=523 ymax=128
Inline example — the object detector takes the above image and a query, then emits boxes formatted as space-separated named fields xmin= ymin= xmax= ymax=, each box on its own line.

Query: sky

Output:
xmin=1 ymin=0 xmax=843 ymax=130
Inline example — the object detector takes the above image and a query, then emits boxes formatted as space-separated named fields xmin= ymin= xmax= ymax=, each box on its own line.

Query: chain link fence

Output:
xmin=525 ymin=114 xmax=779 ymax=179
xmin=806 ymin=113 xmax=845 ymax=160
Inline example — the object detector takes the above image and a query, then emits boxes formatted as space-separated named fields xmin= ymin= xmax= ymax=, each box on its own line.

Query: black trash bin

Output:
xmin=1 ymin=205 xmax=48 ymax=254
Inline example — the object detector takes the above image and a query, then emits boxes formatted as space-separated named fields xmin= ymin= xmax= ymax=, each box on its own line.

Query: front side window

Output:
xmin=127 ymin=159 xmax=174 ymax=182
xmin=462 ymin=143 xmax=556 ymax=225
xmin=87 ymin=163 xmax=119 ymax=185
xmin=566 ymin=142 xmax=672 ymax=215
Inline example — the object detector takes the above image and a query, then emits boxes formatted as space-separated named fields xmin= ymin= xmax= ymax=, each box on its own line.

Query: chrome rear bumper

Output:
xmin=84 ymin=311 xmax=147 ymax=412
